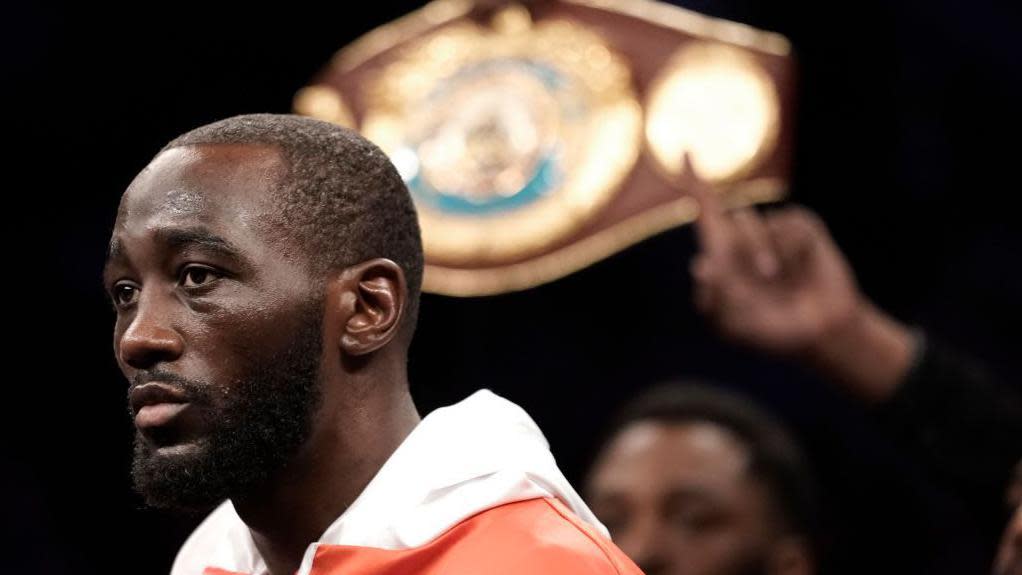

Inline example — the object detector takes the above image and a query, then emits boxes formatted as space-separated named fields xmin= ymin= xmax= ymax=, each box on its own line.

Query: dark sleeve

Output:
xmin=876 ymin=331 xmax=1022 ymax=513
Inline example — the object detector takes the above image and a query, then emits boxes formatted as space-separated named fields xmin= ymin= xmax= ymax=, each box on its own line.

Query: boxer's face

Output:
xmin=104 ymin=144 xmax=325 ymax=510
xmin=587 ymin=420 xmax=810 ymax=575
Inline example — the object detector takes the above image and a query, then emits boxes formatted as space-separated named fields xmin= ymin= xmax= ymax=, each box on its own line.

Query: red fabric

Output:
xmin=202 ymin=498 xmax=640 ymax=575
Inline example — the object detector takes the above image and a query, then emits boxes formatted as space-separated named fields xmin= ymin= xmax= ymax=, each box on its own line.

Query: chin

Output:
xmin=131 ymin=434 xmax=226 ymax=513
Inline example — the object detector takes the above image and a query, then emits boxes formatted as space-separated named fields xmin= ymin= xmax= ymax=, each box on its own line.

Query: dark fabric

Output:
xmin=877 ymin=332 xmax=1022 ymax=526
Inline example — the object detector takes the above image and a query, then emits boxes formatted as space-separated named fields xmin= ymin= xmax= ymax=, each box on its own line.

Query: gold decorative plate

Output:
xmin=296 ymin=0 xmax=795 ymax=296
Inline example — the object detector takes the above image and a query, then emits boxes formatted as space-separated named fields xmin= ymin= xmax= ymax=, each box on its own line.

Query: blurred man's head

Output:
xmin=104 ymin=114 xmax=423 ymax=511
xmin=586 ymin=384 xmax=817 ymax=575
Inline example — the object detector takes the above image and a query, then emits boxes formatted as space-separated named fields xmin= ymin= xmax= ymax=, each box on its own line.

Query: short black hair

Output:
xmin=604 ymin=382 xmax=819 ymax=537
xmin=161 ymin=113 xmax=423 ymax=336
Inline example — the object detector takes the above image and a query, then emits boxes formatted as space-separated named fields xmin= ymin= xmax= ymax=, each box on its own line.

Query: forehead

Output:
xmin=111 ymin=144 xmax=285 ymax=253
xmin=591 ymin=420 xmax=752 ymax=495
xmin=116 ymin=144 xmax=284 ymax=228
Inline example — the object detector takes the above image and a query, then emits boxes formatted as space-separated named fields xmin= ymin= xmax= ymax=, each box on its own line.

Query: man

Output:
xmin=586 ymin=384 xmax=817 ymax=575
xmin=683 ymin=157 xmax=1022 ymax=573
xmin=103 ymin=114 xmax=640 ymax=575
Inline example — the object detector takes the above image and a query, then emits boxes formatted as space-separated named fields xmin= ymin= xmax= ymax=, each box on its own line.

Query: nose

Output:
xmin=116 ymin=290 xmax=185 ymax=370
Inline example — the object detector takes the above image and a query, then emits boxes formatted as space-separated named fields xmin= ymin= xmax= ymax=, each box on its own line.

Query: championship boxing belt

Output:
xmin=294 ymin=0 xmax=794 ymax=296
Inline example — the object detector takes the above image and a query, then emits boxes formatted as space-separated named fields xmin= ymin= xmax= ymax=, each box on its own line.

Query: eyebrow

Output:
xmin=104 ymin=226 xmax=250 ymax=280
xmin=663 ymin=486 xmax=724 ymax=505
xmin=593 ymin=485 xmax=720 ymax=503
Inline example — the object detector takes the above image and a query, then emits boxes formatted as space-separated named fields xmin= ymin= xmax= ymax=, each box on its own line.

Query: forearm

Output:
xmin=800 ymin=300 xmax=918 ymax=403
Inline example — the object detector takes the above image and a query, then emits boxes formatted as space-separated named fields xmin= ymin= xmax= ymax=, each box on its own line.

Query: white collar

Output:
xmin=172 ymin=389 xmax=605 ymax=575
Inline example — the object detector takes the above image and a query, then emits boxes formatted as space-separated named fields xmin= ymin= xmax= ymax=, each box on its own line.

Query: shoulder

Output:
xmin=316 ymin=497 xmax=641 ymax=575
xmin=468 ymin=497 xmax=641 ymax=575
xmin=265 ymin=498 xmax=641 ymax=575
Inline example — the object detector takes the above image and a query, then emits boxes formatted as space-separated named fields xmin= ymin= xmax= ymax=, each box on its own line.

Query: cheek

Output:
xmin=192 ymin=289 xmax=295 ymax=343
xmin=613 ymin=508 xmax=675 ymax=557
xmin=611 ymin=519 xmax=650 ymax=558
xmin=188 ymin=313 xmax=278 ymax=378
xmin=663 ymin=514 xmax=764 ymax=571
xmin=187 ymin=297 xmax=319 ymax=373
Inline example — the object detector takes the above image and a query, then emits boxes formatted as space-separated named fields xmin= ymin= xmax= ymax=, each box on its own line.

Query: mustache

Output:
xmin=126 ymin=370 xmax=209 ymax=415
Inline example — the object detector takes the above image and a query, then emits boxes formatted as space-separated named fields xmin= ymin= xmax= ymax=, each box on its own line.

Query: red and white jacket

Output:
xmin=171 ymin=390 xmax=642 ymax=575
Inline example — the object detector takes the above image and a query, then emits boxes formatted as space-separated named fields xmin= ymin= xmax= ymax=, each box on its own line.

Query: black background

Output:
xmin=8 ymin=1 xmax=1021 ymax=574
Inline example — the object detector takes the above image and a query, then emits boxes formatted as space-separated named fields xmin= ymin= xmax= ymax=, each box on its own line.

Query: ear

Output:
xmin=331 ymin=258 xmax=408 ymax=356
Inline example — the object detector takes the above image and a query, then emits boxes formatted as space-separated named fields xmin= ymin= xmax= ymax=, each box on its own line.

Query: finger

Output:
xmin=766 ymin=207 xmax=825 ymax=269
xmin=686 ymin=153 xmax=731 ymax=256
xmin=690 ymin=256 xmax=720 ymax=314
xmin=690 ymin=256 xmax=723 ymax=314
xmin=733 ymin=209 xmax=780 ymax=279
xmin=690 ymin=254 xmax=712 ymax=282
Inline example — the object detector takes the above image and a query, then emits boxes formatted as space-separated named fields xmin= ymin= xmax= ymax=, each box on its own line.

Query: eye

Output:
xmin=111 ymin=283 xmax=139 ymax=308
xmin=669 ymin=505 xmax=727 ymax=533
xmin=181 ymin=265 xmax=221 ymax=288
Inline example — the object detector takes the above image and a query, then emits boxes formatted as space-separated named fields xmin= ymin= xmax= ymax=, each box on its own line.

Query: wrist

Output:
xmin=802 ymin=300 xmax=917 ymax=403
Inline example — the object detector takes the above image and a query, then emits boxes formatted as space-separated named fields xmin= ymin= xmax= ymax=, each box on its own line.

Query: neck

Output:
xmin=233 ymin=365 xmax=419 ymax=575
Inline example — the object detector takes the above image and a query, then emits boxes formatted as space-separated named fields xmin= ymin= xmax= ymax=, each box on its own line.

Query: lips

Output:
xmin=130 ymin=382 xmax=192 ymax=431
xmin=135 ymin=402 xmax=191 ymax=429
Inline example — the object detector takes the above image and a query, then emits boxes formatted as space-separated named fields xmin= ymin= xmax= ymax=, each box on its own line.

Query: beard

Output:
xmin=129 ymin=301 xmax=324 ymax=513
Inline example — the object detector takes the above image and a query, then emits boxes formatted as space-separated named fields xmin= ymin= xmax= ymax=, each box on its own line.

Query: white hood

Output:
xmin=172 ymin=389 xmax=606 ymax=575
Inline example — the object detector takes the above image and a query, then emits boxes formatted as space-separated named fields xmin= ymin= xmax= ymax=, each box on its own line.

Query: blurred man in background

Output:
xmin=587 ymin=383 xmax=817 ymax=575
